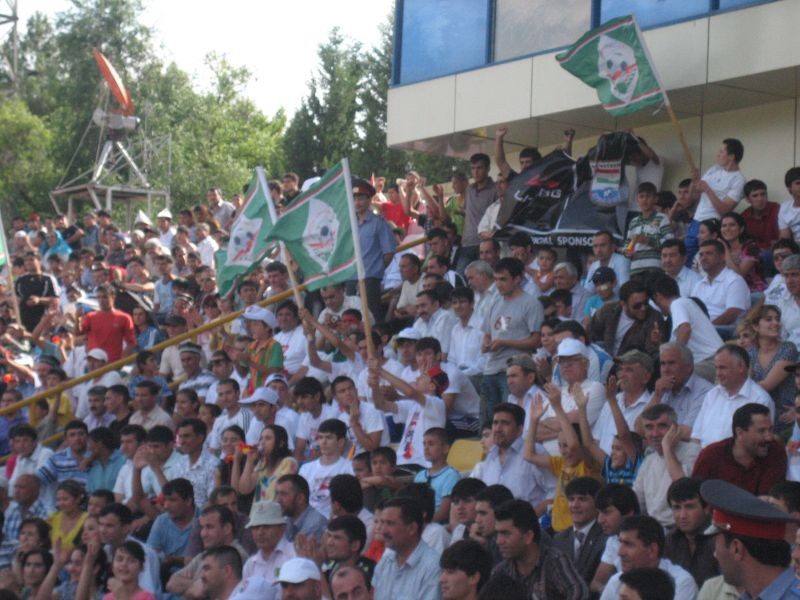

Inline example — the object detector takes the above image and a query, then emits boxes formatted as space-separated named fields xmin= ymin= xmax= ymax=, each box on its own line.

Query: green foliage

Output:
xmin=0 ymin=0 xmax=464 ymax=218
xmin=284 ymin=28 xmax=363 ymax=179
xmin=0 ymin=100 xmax=57 ymax=217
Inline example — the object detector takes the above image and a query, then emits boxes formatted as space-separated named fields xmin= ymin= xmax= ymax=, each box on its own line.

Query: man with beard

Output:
xmin=692 ymin=403 xmax=786 ymax=495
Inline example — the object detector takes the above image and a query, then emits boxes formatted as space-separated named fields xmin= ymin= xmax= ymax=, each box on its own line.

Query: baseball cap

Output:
xmin=246 ymin=501 xmax=286 ymax=528
xmin=243 ymin=305 xmax=277 ymax=329
xmin=591 ymin=266 xmax=617 ymax=285
xmin=396 ymin=327 xmax=421 ymax=341
xmin=178 ymin=342 xmax=202 ymax=355
xmin=87 ymin=348 xmax=108 ymax=362
xmin=276 ymin=558 xmax=321 ymax=584
xmin=266 ymin=373 xmax=289 ymax=387
xmin=556 ymin=338 xmax=589 ymax=359
xmin=240 ymin=387 xmax=279 ymax=406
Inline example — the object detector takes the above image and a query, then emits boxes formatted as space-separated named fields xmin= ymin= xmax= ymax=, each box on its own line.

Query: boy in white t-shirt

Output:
xmin=779 ymin=166 xmax=800 ymax=242
xmin=293 ymin=376 xmax=339 ymax=462
xmin=297 ymin=418 xmax=354 ymax=519
xmin=369 ymin=361 xmax=447 ymax=469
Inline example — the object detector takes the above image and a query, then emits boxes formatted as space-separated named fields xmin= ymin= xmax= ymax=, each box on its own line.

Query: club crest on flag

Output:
xmin=302 ymin=198 xmax=339 ymax=269
xmin=597 ymin=35 xmax=638 ymax=105
xmin=227 ymin=215 xmax=263 ymax=266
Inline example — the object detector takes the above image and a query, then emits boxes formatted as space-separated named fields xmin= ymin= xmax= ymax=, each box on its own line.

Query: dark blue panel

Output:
xmin=399 ymin=0 xmax=490 ymax=84
xmin=600 ymin=0 xmax=710 ymax=28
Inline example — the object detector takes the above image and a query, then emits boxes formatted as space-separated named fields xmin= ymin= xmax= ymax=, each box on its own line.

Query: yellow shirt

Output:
xmin=548 ymin=456 xmax=602 ymax=533
xmin=49 ymin=511 xmax=88 ymax=552
xmin=28 ymin=392 xmax=73 ymax=428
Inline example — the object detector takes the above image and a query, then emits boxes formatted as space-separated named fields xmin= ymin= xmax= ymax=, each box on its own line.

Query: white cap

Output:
xmin=276 ymin=557 xmax=321 ymax=584
xmin=134 ymin=210 xmax=153 ymax=227
xmin=240 ymin=387 xmax=279 ymax=406
xmin=396 ymin=327 xmax=421 ymax=341
xmin=156 ymin=208 xmax=173 ymax=220
xmin=242 ymin=305 xmax=277 ymax=328
xmin=556 ymin=338 xmax=589 ymax=359
xmin=229 ymin=576 xmax=278 ymax=600
xmin=87 ymin=348 xmax=109 ymax=362
xmin=266 ymin=373 xmax=289 ymax=387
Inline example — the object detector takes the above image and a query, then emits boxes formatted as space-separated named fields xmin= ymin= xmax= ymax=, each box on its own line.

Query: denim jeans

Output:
xmin=480 ymin=371 xmax=509 ymax=426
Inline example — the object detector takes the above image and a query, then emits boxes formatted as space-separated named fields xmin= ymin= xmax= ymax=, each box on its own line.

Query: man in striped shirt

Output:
xmin=36 ymin=420 xmax=90 ymax=488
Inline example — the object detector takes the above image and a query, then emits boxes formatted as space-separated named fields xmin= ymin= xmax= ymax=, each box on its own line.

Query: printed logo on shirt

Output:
xmin=494 ymin=315 xmax=512 ymax=332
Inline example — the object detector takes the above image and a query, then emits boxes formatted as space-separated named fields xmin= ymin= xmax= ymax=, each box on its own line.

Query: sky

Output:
xmin=23 ymin=0 xmax=395 ymax=117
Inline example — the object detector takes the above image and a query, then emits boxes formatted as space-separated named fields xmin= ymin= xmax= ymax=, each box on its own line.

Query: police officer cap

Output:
xmin=701 ymin=479 xmax=800 ymax=541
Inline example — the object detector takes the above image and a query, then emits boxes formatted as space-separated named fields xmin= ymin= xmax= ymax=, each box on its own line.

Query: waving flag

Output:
xmin=215 ymin=167 xmax=276 ymax=296
xmin=556 ymin=15 xmax=666 ymax=117
xmin=265 ymin=160 xmax=363 ymax=291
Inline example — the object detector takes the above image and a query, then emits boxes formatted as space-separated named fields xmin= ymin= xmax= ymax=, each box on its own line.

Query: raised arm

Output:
xmin=573 ymin=383 xmax=607 ymax=466
xmin=378 ymin=364 xmax=425 ymax=405
xmin=605 ymin=375 xmax=638 ymax=460
xmin=494 ymin=127 xmax=512 ymax=179
xmin=544 ymin=383 xmax=581 ymax=455
xmin=523 ymin=394 xmax=552 ymax=469
xmin=369 ymin=359 xmax=398 ymax=415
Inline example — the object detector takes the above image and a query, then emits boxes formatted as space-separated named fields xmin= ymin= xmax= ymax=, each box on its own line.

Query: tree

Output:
xmin=0 ymin=100 xmax=57 ymax=216
xmin=284 ymin=28 xmax=363 ymax=179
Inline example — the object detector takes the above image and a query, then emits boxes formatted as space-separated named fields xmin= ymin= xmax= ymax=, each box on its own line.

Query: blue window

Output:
xmin=398 ymin=0 xmax=490 ymax=84
xmin=600 ymin=0 xmax=710 ymax=29
xmin=494 ymin=0 xmax=591 ymax=62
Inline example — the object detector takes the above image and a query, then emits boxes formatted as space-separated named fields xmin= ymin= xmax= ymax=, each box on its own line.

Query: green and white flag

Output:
xmin=556 ymin=15 xmax=667 ymax=117
xmin=265 ymin=160 xmax=362 ymax=291
xmin=216 ymin=166 xmax=276 ymax=296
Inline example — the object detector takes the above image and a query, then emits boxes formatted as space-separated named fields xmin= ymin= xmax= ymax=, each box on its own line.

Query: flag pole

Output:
xmin=342 ymin=159 xmax=376 ymax=360
xmin=258 ymin=165 xmax=305 ymax=309
xmin=0 ymin=209 xmax=22 ymax=327
xmin=632 ymin=18 xmax=697 ymax=174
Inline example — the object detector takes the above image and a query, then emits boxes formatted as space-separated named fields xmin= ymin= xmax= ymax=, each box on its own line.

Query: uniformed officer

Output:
xmin=701 ymin=479 xmax=800 ymax=600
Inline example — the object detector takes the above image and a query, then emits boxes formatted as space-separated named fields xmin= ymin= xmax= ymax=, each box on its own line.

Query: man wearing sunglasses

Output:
xmin=588 ymin=280 xmax=666 ymax=359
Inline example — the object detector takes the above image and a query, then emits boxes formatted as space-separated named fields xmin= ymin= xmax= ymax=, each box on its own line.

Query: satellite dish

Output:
xmin=93 ymin=48 xmax=135 ymax=116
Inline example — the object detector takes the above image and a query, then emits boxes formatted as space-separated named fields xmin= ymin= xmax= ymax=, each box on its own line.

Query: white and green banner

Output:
xmin=265 ymin=160 xmax=361 ymax=291
xmin=216 ymin=166 xmax=276 ymax=296
xmin=556 ymin=15 xmax=666 ymax=117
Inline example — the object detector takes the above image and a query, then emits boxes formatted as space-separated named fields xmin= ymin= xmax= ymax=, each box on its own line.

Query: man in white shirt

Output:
xmin=652 ymin=274 xmax=723 ymax=383
xmin=464 ymin=260 xmax=497 ymax=320
xmin=390 ymin=253 xmax=423 ymax=323
xmin=633 ymin=405 xmax=699 ymax=528
xmin=473 ymin=403 xmax=555 ymax=505
xmin=412 ymin=289 xmax=456 ymax=359
xmin=690 ymin=240 xmax=750 ymax=327
xmin=208 ymin=379 xmax=253 ymax=453
xmin=156 ymin=208 xmax=176 ymax=249
xmin=448 ymin=287 xmax=487 ymax=391
xmin=778 ymin=254 xmax=800 ymax=349
xmin=7 ymin=425 xmax=54 ymax=506
xmin=660 ymin=239 xmax=701 ymax=298
xmin=599 ymin=515 xmax=698 ymax=600
xmin=584 ymin=230 xmax=630 ymax=295
xmin=691 ymin=345 xmax=774 ymax=448
xmin=686 ymin=138 xmax=745 ymax=262
xmin=242 ymin=501 xmax=295 ymax=583
xmin=778 ymin=166 xmax=800 ymax=242
xmin=593 ymin=350 xmax=653 ymax=455
xmin=195 ymin=222 xmax=219 ymax=268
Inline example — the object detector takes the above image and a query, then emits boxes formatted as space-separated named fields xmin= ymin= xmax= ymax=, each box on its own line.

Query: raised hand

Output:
xmin=529 ymin=393 xmax=548 ymax=422
xmin=496 ymin=126 xmax=508 ymax=138
xmin=543 ymin=383 xmax=562 ymax=409
xmin=571 ymin=382 xmax=588 ymax=410
xmin=606 ymin=375 xmax=619 ymax=402
xmin=662 ymin=423 xmax=680 ymax=452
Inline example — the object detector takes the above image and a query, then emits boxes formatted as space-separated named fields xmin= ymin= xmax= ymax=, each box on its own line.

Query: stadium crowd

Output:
xmin=2 ymin=134 xmax=800 ymax=600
